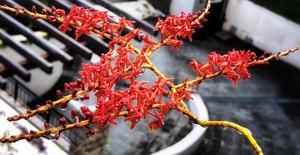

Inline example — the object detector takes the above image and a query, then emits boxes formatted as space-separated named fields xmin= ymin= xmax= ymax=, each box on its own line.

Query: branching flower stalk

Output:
xmin=0 ymin=1 xmax=298 ymax=155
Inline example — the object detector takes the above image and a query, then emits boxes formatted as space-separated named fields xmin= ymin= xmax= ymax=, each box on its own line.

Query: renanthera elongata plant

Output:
xmin=0 ymin=1 xmax=298 ymax=155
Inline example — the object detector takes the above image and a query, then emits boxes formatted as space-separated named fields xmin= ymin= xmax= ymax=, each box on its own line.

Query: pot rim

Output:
xmin=152 ymin=94 xmax=209 ymax=155
xmin=57 ymin=93 xmax=209 ymax=155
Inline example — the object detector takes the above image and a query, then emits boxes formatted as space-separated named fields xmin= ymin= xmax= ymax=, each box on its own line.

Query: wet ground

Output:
xmin=146 ymin=35 xmax=300 ymax=155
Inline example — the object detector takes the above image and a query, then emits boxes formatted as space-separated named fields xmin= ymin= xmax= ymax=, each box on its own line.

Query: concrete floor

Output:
xmin=148 ymin=36 xmax=300 ymax=155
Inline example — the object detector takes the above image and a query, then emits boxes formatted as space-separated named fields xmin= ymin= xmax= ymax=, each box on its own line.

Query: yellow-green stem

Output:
xmin=178 ymin=107 xmax=263 ymax=155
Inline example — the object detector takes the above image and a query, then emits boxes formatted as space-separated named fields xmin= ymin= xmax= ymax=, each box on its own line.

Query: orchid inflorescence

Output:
xmin=0 ymin=1 xmax=298 ymax=155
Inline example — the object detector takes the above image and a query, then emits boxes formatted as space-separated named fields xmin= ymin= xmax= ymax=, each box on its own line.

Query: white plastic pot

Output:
xmin=153 ymin=94 xmax=209 ymax=155
xmin=57 ymin=93 xmax=209 ymax=155
xmin=170 ymin=0 xmax=202 ymax=15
